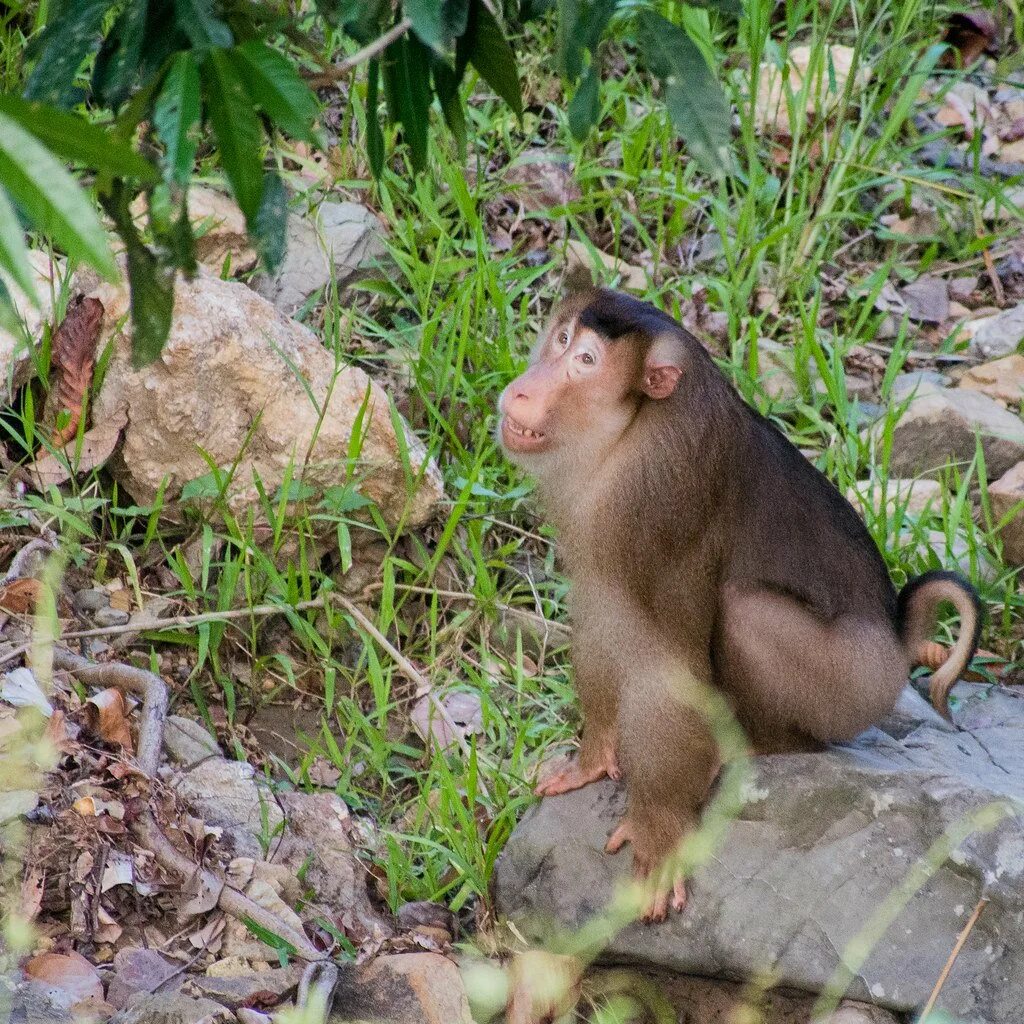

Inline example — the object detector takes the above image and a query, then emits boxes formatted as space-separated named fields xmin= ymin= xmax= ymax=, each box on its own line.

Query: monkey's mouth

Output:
xmin=501 ymin=415 xmax=549 ymax=453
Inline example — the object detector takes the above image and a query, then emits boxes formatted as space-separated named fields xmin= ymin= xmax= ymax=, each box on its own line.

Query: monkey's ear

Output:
xmin=641 ymin=363 xmax=682 ymax=399
xmin=641 ymin=335 xmax=683 ymax=399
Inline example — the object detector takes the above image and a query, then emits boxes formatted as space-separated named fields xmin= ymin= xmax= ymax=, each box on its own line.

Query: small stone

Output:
xmin=73 ymin=588 xmax=110 ymax=615
xmin=188 ymin=966 xmax=299 ymax=1010
xmin=814 ymin=1000 xmax=902 ymax=1023
xmin=966 ymin=301 xmax=1024 ymax=359
xmin=757 ymin=339 xmax=823 ymax=400
xmin=948 ymin=274 xmax=979 ymax=302
xmin=958 ymin=353 xmax=1024 ymax=405
xmin=110 ymin=991 xmax=233 ymax=1024
xmin=175 ymin=758 xmax=284 ymax=839
xmin=93 ymin=607 xmax=130 ymax=628
xmin=890 ymin=370 xmax=949 ymax=403
xmin=879 ymin=388 xmax=1024 ymax=479
xmin=847 ymin=478 xmax=943 ymax=519
xmin=989 ymin=460 xmax=1024 ymax=564
xmin=164 ymin=715 xmax=222 ymax=768
xmin=329 ymin=953 xmax=473 ymax=1024
xmin=948 ymin=300 xmax=971 ymax=319
xmin=845 ymin=374 xmax=874 ymax=399
xmin=899 ymin=275 xmax=949 ymax=323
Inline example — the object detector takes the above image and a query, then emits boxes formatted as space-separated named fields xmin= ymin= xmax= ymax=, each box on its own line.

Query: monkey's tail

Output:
xmin=896 ymin=570 xmax=983 ymax=721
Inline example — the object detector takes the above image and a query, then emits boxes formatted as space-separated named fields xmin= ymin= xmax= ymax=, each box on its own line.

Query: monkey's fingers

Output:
xmin=640 ymin=868 xmax=688 ymax=923
xmin=604 ymin=821 xmax=634 ymax=855
xmin=535 ymin=759 xmax=612 ymax=797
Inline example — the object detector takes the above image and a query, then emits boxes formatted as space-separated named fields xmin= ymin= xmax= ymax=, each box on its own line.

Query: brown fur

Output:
xmin=498 ymin=288 xmax=982 ymax=921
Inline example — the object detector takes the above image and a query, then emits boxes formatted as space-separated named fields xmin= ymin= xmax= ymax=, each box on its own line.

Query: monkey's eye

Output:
xmin=578 ymin=351 xmax=596 ymax=366
xmin=556 ymin=330 xmax=570 ymax=348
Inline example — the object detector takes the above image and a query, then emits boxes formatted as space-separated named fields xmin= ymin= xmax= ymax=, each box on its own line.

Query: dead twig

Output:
xmin=303 ymin=17 xmax=412 ymax=87
xmin=919 ymin=896 xmax=989 ymax=1022
xmin=51 ymin=646 xmax=326 ymax=962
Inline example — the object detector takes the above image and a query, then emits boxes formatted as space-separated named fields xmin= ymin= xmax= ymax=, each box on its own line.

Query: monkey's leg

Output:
xmin=535 ymin=636 xmax=621 ymax=797
xmin=717 ymin=585 xmax=910 ymax=744
xmin=606 ymin=665 xmax=718 ymax=922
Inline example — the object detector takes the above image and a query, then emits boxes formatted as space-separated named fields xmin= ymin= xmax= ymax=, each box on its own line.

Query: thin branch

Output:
xmin=304 ymin=17 xmax=412 ymax=87
xmin=919 ymin=896 xmax=989 ymax=1023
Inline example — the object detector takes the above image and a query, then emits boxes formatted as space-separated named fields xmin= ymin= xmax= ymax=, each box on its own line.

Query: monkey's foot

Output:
xmin=534 ymin=748 xmax=620 ymax=797
xmin=605 ymin=820 xmax=687 ymax=923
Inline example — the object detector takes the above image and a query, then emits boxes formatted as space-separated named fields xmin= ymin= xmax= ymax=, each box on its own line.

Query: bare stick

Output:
xmin=919 ymin=896 xmax=989 ymax=1022
xmin=304 ymin=18 xmax=412 ymax=86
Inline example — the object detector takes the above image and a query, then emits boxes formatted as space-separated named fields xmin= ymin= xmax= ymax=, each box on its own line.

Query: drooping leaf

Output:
xmin=101 ymin=186 xmax=175 ymax=366
xmin=406 ymin=0 xmax=470 ymax=52
xmin=456 ymin=0 xmax=523 ymax=118
xmin=567 ymin=64 xmax=600 ymax=140
xmin=432 ymin=58 xmax=467 ymax=159
xmin=557 ymin=0 xmax=617 ymax=80
xmin=228 ymin=41 xmax=319 ymax=142
xmin=173 ymin=0 xmax=233 ymax=50
xmin=0 ymin=111 xmax=117 ymax=280
xmin=92 ymin=0 xmax=150 ymax=108
xmin=202 ymin=49 xmax=265 ymax=226
xmin=365 ymin=58 xmax=384 ymax=178
xmin=633 ymin=10 xmax=732 ymax=176
xmin=153 ymin=52 xmax=202 ymax=186
xmin=253 ymin=171 xmax=288 ymax=273
xmin=0 ymin=95 xmax=157 ymax=181
xmin=24 ymin=0 xmax=112 ymax=106
xmin=382 ymin=34 xmax=432 ymax=172
xmin=49 ymin=296 xmax=104 ymax=446
xmin=0 ymin=186 xmax=37 ymax=300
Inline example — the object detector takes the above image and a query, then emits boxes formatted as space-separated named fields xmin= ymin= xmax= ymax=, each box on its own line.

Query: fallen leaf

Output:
xmin=410 ymin=690 xmax=483 ymax=750
xmin=48 ymin=295 xmax=104 ymax=447
xmin=1 ymin=668 xmax=53 ymax=716
xmin=30 ymin=406 xmax=128 ymax=489
xmin=23 ymin=950 xmax=104 ymax=1010
xmin=85 ymin=687 xmax=134 ymax=753
xmin=941 ymin=8 xmax=998 ymax=67
xmin=0 ymin=577 xmax=47 ymax=615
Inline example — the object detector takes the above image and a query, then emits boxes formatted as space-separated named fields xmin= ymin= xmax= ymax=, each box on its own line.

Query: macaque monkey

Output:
xmin=498 ymin=288 xmax=981 ymax=922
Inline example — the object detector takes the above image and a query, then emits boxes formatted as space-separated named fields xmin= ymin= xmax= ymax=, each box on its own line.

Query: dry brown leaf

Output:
xmin=30 ymin=406 xmax=128 ymax=490
xmin=0 ymin=577 xmax=46 ymax=614
xmin=85 ymin=687 xmax=134 ymax=754
xmin=23 ymin=950 xmax=105 ymax=1010
xmin=941 ymin=8 xmax=998 ymax=67
xmin=49 ymin=295 xmax=104 ymax=447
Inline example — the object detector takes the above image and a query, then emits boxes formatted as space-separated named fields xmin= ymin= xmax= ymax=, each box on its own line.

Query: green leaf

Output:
xmin=567 ymin=64 xmax=600 ymax=140
xmin=687 ymin=0 xmax=742 ymax=15
xmin=432 ymin=59 xmax=466 ymax=158
xmin=254 ymin=171 xmax=288 ymax=273
xmin=154 ymin=52 xmax=202 ymax=186
xmin=366 ymin=58 xmax=384 ymax=178
xmin=0 ymin=186 xmax=37 ymax=301
xmin=406 ymin=0 xmax=469 ymax=51
xmin=0 ymin=95 xmax=158 ymax=182
xmin=382 ymin=34 xmax=432 ymax=173
xmin=228 ymin=41 xmax=319 ymax=142
xmin=202 ymin=50 xmax=265 ymax=226
xmin=0 ymin=111 xmax=117 ymax=280
xmin=92 ymin=0 xmax=150 ymax=108
xmin=25 ymin=0 xmax=112 ymax=106
xmin=174 ymin=0 xmax=233 ymax=50
xmin=557 ymin=0 xmax=617 ymax=80
xmin=633 ymin=10 xmax=731 ymax=176
xmin=101 ymin=183 xmax=174 ymax=365
xmin=456 ymin=1 xmax=522 ymax=118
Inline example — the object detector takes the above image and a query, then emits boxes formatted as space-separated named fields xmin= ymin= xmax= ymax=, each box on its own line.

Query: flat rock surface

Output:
xmin=494 ymin=685 xmax=1024 ymax=1024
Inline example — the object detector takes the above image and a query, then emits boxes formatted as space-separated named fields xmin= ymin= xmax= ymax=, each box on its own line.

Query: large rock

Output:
xmin=494 ymin=684 xmax=1024 ymax=1024
xmin=958 ymin=354 xmax=1024 ymax=406
xmin=254 ymin=200 xmax=388 ymax=313
xmin=989 ymin=459 xmax=1024 ymax=564
xmin=967 ymin=302 xmax=1024 ymax=360
xmin=878 ymin=388 xmax=1024 ymax=479
xmin=86 ymin=270 xmax=441 ymax=528
xmin=1 ymin=251 xmax=66 ymax=402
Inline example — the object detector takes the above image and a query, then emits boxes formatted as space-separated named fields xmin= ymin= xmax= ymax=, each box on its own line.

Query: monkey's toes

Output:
xmin=535 ymin=759 xmax=613 ymax=797
xmin=604 ymin=821 xmax=633 ymax=855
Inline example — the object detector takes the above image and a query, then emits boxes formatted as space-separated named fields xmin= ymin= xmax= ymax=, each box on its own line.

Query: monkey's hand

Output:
xmin=605 ymin=819 xmax=688 ymax=923
xmin=534 ymin=744 xmax=620 ymax=798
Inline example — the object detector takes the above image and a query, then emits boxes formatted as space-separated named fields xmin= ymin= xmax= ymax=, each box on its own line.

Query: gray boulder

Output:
xmin=494 ymin=684 xmax=1024 ymax=1023
xmin=878 ymin=388 xmax=1024 ymax=479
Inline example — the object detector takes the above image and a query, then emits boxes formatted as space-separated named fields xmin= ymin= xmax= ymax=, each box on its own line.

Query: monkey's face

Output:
xmin=498 ymin=316 xmax=639 ymax=468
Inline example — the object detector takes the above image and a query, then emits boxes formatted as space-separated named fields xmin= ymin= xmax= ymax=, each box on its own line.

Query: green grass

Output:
xmin=2 ymin=0 xmax=1024 ymax=985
